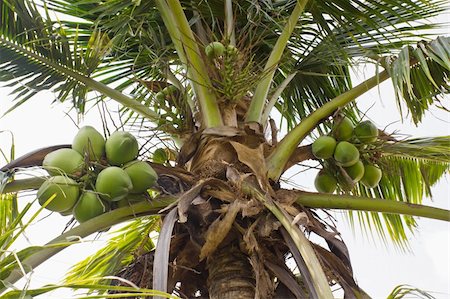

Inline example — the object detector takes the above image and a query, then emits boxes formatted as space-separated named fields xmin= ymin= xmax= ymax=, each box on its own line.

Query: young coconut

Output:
xmin=73 ymin=191 xmax=107 ymax=223
xmin=72 ymin=126 xmax=105 ymax=161
xmin=37 ymin=176 xmax=80 ymax=212
xmin=312 ymin=136 xmax=337 ymax=159
xmin=105 ymin=131 xmax=139 ymax=166
xmin=43 ymin=148 xmax=84 ymax=176
xmin=344 ymin=160 xmax=365 ymax=182
xmin=123 ymin=160 xmax=158 ymax=193
xmin=361 ymin=164 xmax=383 ymax=188
xmin=205 ymin=41 xmax=225 ymax=59
xmin=314 ymin=171 xmax=337 ymax=193
xmin=333 ymin=117 xmax=354 ymax=141
xmin=95 ymin=166 xmax=133 ymax=202
xmin=354 ymin=120 xmax=379 ymax=143
xmin=334 ymin=141 xmax=360 ymax=167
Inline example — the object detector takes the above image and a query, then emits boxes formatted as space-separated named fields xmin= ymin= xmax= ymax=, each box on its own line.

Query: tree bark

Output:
xmin=207 ymin=245 xmax=255 ymax=299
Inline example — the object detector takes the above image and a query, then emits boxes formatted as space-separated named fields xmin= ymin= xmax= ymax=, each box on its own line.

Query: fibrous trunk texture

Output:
xmin=207 ymin=244 xmax=256 ymax=299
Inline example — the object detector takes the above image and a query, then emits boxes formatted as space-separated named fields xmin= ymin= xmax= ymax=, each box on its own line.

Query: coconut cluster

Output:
xmin=312 ymin=117 xmax=383 ymax=194
xmin=37 ymin=126 xmax=158 ymax=223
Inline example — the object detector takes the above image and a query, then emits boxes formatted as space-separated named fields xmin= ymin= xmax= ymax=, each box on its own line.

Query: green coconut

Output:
xmin=334 ymin=141 xmax=360 ymax=167
xmin=73 ymin=191 xmax=107 ymax=223
xmin=226 ymin=44 xmax=239 ymax=56
xmin=333 ymin=117 xmax=354 ymax=141
xmin=123 ymin=160 xmax=158 ymax=193
xmin=37 ymin=176 xmax=80 ymax=212
xmin=361 ymin=164 xmax=382 ymax=188
xmin=312 ymin=136 xmax=337 ymax=159
xmin=95 ymin=166 xmax=133 ymax=201
xmin=72 ymin=126 xmax=105 ymax=161
xmin=43 ymin=148 xmax=84 ymax=176
xmin=105 ymin=131 xmax=139 ymax=166
xmin=344 ymin=160 xmax=365 ymax=182
xmin=205 ymin=41 xmax=225 ymax=59
xmin=162 ymin=85 xmax=179 ymax=96
xmin=314 ymin=171 xmax=337 ymax=193
xmin=354 ymin=120 xmax=379 ymax=143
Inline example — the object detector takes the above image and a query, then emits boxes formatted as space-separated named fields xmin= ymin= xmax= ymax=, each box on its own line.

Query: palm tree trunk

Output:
xmin=207 ymin=245 xmax=255 ymax=299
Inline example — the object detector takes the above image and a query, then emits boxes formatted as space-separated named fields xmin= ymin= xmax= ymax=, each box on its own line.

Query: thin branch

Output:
xmin=158 ymin=0 xmax=223 ymax=128
xmin=246 ymin=0 xmax=309 ymax=123
xmin=267 ymin=70 xmax=390 ymax=180
xmin=225 ymin=0 xmax=236 ymax=46
xmin=295 ymin=191 xmax=450 ymax=222
xmin=1 ymin=197 xmax=176 ymax=289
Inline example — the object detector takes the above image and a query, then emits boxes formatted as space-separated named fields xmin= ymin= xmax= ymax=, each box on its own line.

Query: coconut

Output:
xmin=361 ymin=164 xmax=382 ymax=188
xmin=334 ymin=141 xmax=360 ymax=167
xmin=95 ymin=166 xmax=133 ymax=201
xmin=123 ymin=160 xmax=158 ymax=193
xmin=226 ymin=44 xmax=239 ymax=56
xmin=205 ymin=41 xmax=225 ymax=59
xmin=333 ymin=117 xmax=354 ymax=141
xmin=105 ymin=131 xmax=139 ymax=166
xmin=354 ymin=120 xmax=378 ymax=143
xmin=73 ymin=191 xmax=107 ymax=223
xmin=162 ymin=85 xmax=179 ymax=96
xmin=314 ymin=171 xmax=337 ymax=193
xmin=37 ymin=176 xmax=80 ymax=212
xmin=72 ymin=126 xmax=105 ymax=161
xmin=43 ymin=148 xmax=84 ymax=176
xmin=312 ymin=136 xmax=337 ymax=159
xmin=344 ymin=160 xmax=365 ymax=182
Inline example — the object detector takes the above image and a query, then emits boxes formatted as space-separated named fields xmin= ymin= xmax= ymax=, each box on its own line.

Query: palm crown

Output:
xmin=0 ymin=0 xmax=449 ymax=298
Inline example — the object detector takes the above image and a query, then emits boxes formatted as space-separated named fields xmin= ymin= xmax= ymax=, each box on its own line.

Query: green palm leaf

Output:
xmin=65 ymin=216 xmax=159 ymax=289
xmin=388 ymin=37 xmax=450 ymax=124
xmin=347 ymin=136 xmax=450 ymax=248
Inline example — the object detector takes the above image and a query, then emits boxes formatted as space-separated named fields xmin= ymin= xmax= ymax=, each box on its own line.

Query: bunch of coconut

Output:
xmin=312 ymin=117 xmax=383 ymax=194
xmin=37 ymin=126 xmax=158 ymax=223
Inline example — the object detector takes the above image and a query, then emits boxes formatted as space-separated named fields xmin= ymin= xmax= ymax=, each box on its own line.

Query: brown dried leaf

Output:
xmin=250 ymin=253 xmax=276 ymax=299
xmin=229 ymin=141 xmax=270 ymax=192
xmin=1 ymin=144 xmax=70 ymax=171
xmin=203 ymin=126 xmax=242 ymax=137
xmin=266 ymin=260 xmax=308 ymax=299
xmin=153 ymin=208 xmax=178 ymax=298
xmin=199 ymin=200 xmax=242 ymax=260
xmin=176 ymin=131 xmax=202 ymax=166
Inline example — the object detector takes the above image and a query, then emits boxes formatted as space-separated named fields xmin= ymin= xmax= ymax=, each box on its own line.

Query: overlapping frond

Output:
xmin=271 ymin=0 xmax=447 ymax=128
xmin=348 ymin=136 xmax=450 ymax=248
xmin=64 ymin=216 xmax=159 ymax=289
xmin=387 ymin=37 xmax=450 ymax=124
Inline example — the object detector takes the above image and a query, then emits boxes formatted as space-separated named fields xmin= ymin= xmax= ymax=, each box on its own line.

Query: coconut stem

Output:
xmin=207 ymin=245 xmax=255 ymax=299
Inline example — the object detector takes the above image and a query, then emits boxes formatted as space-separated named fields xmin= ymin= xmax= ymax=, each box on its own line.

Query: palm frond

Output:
xmin=64 ymin=216 xmax=159 ymax=289
xmin=1 ymin=280 xmax=176 ymax=299
xmin=347 ymin=136 xmax=450 ymax=248
xmin=387 ymin=37 xmax=450 ymax=124
xmin=271 ymin=0 xmax=447 ymax=129
xmin=387 ymin=284 xmax=436 ymax=299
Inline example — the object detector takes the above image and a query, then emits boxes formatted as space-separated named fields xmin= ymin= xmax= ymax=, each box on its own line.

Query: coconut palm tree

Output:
xmin=0 ymin=0 xmax=449 ymax=298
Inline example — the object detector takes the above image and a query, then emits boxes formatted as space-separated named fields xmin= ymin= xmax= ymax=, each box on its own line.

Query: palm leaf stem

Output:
xmin=0 ymin=37 xmax=160 ymax=121
xmin=225 ymin=0 xmax=236 ymax=46
xmin=296 ymin=192 xmax=450 ymax=222
xmin=267 ymin=70 xmax=390 ymax=180
xmin=246 ymin=0 xmax=310 ymax=123
xmin=158 ymin=0 xmax=223 ymax=128
xmin=261 ymin=71 xmax=297 ymax=126
xmin=2 ymin=177 xmax=45 ymax=193
xmin=1 ymin=198 xmax=176 ymax=290
xmin=242 ymin=183 xmax=333 ymax=299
